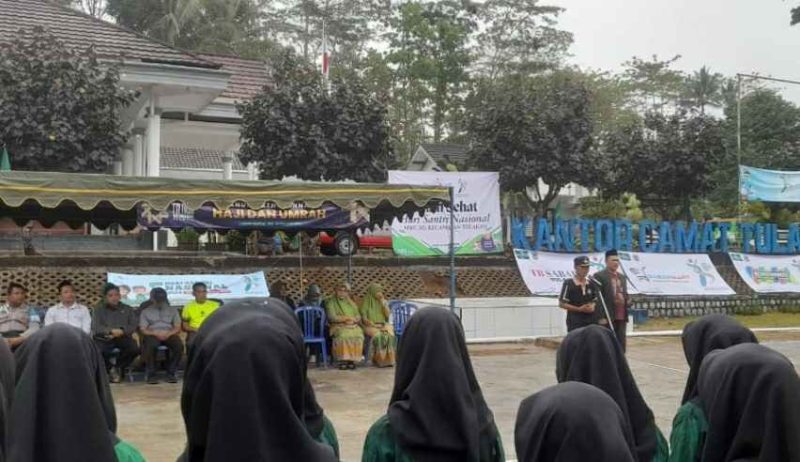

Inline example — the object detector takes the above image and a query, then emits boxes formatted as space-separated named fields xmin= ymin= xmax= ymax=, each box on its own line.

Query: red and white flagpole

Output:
xmin=321 ymin=19 xmax=331 ymax=93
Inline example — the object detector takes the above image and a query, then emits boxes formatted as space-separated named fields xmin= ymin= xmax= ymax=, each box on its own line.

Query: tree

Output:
xmin=466 ymin=72 xmax=594 ymax=216
xmin=473 ymin=0 xmax=572 ymax=79
xmin=0 ymin=27 xmax=135 ymax=172
xmin=623 ymin=54 xmax=685 ymax=113
xmin=595 ymin=111 xmax=725 ymax=220
xmin=387 ymin=1 xmax=474 ymax=143
xmin=237 ymin=52 xmax=394 ymax=182
xmin=791 ymin=6 xmax=800 ymax=25
xmin=106 ymin=0 xmax=271 ymax=57
xmin=683 ymin=66 xmax=723 ymax=115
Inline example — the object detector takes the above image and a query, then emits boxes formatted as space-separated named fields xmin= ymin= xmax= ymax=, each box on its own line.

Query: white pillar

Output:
xmin=112 ymin=158 xmax=123 ymax=175
xmin=121 ymin=146 xmax=134 ymax=176
xmin=146 ymin=98 xmax=161 ymax=177
xmin=132 ymin=128 xmax=145 ymax=177
xmin=247 ymin=162 xmax=258 ymax=180
xmin=222 ymin=155 xmax=233 ymax=180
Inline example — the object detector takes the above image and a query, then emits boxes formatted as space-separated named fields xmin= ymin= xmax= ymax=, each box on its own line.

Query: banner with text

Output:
xmin=617 ymin=251 xmax=735 ymax=296
xmin=106 ymin=272 xmax=269 ymax=305
xmin=729 ymin=252 xmax=800 ymax=293
xmin=138 ymin=202 xmax=368 ymax=231
xmin=513 ymin=250 xmax=734 ymax=296
xmin=388 ymin=171 xmax=502 ymax=256
xmin=740 ymin=165 xmax=800 ymax=203
xmin=513 ymin=249 xmax=606 ymax=296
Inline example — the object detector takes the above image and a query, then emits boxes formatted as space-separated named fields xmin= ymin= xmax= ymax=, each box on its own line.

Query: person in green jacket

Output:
xmin=362 ymin=307 xmax=505 ymax=462
xmin=556 ymin=325 xmax=668 ymax=462
xmin=669 ymin=343 xmax=800 ymax=462
xmin=8 ymin=324 xmax=145 ymax=462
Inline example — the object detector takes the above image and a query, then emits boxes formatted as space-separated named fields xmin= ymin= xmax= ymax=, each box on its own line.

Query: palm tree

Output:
xmin=685 ymin=66 xmax=723 ymax=115
xmin=156 ymin=0 xmax=202 ymax=45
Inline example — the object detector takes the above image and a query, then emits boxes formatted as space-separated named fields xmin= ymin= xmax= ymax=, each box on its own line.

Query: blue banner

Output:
xmin=740 ymin=165 xmax=800 ymax=203
xmin=138 ymin=201 xmax=368 ymax=231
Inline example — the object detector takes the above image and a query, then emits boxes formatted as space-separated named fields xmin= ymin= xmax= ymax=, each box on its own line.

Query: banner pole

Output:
xmin=449 ymin=188 xmax=456 ymax=312
xmin=299 ymin=232 xmax=304 ymax=296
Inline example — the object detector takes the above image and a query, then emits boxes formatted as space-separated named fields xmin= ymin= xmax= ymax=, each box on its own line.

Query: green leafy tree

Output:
xmin=683 ymin=66 xmax=724 ymax=115
xmin=387 ymin=1 xmax=474 ymax=144
xmin=595 ymin=111 xmax=725 ymax=220
xmin=623 ymin=54 xmax=685 ymax=113
xmin=237 ymin=52 xmax=394 ymax=182
xmin=0 ymin=27 xmax=135 ymax=172
xmin=473 ymin=0 xmax=572 ymax=78
xmin=466 ymin=72 xmax=594 ymax=216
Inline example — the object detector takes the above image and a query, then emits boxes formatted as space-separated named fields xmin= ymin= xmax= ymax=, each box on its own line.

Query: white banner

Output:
xmin=106 ymin=272 xmax=269 ymax=305
xmin=514 ymin=250 xmax=734 ymax=296
xmin=617 ymin=251 xmax=734 ymax=296
xmin=729 ymin=252 xmax=800 ymax=293
xmin=388 ymin=171 xmax=502 ymax=256
xmin=513 ymin=249 xmax=606 ymax=296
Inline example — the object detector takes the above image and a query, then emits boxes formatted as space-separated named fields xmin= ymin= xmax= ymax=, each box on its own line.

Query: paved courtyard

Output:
xmin=112 ymin=333 xmax=800 ymax=462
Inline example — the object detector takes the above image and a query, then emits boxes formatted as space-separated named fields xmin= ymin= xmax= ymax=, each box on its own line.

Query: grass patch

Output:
xmin=636 ymin=311 xmax=800 ymax=332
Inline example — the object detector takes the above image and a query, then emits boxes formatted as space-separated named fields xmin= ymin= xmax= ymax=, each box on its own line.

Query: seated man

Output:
xmin=45 ymin=280 xmax=91 ymax=334
xmin=139 ymin=288 xmax=183 ymax=384
xmin=92 ymin=283 xmax=140 ymax=383
xmin=0 ymin=282 xmax=40 ymax=349
xmin=181 ymin=282 xmax=220 ymax=345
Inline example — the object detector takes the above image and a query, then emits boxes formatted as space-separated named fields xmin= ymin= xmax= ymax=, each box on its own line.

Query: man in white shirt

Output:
xmin=45 ymin=280 xmax=91 ymax=334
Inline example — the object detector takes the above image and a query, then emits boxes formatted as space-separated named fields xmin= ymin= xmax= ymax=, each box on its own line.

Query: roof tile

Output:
xmin=199 ymin=53 xmax=271 ymax=100
xmin=161 ymin=147 xmax=245 ymax=171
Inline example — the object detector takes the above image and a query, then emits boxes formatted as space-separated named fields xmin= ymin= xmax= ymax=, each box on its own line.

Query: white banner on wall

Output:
xmin=513 ymin=249 xmax=606 ymax=296
xmin=617 ymin=251 xmax=734 ymax=296
xmin=514 ymin=250 xmax=734 ymax=296
xmin=388 ymin=171 xmax=502 ymax=256
xmin=729 ymin=252 xmax=800 ymax=293
xmin=106 ymin=272 xmax=269 ymax=305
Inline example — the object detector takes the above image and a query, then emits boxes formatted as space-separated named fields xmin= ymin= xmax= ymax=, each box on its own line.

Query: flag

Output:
xmin=320 ymin=36 xmax=330 ymax=79
xmin=0 ymin=146 xmax=10 ymax=171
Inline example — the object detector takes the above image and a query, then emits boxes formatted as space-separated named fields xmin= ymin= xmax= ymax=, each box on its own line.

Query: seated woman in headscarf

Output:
xmin=180 ymin=299 xmax=337 ymax=462
xmin=9 ymin=324 xmax=145 ymax=462
xmin=362 ymin=307 xmax=505 ymax=462
xmin=669 ymin=343 xmax=800 ymax=462
xmin=360 ymin=284 xmax=395 ymax=368
xmin=298 ymin=284 xmax=328 ymax=365
xmin=515 ymin=382 xmax=637 ymax=462
xmin=325 ymin=282 xmax=365 ymax=370
xmin=556 ymin=325 xmax=668 ymax=462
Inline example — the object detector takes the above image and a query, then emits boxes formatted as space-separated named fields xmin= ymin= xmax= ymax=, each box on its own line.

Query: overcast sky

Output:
xmin=548 ymin=0 xmax=800 ymax=101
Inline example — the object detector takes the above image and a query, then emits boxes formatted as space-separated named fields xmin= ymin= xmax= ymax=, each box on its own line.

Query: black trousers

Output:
xmin=95 ymin=336 xmax=139 ymax=372
xmin=141 ymin=334 xmax=183 ymax=374
xmin=613 ymin=320 xmax=627 ymax=353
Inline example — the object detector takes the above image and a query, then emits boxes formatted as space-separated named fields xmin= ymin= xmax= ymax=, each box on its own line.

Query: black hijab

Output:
xmin=388 ymin=307 xmax=498 ymax=462
xmin=680 ymin=314 xmax=757 ymax=404
xmin=697 ymin=343 xmax=800 ymax=462
xmin=0 ymin=340 xmax=14 ymax=462
xmin=556 ymin=324 xmax=657 ymax=462
xmin=515 ymin=382 xmax=637 ymax=462
xmin=9 ymin=324 xmax=118 ymax=462
xmin=180 ymin=299 xmax=336 ymax=462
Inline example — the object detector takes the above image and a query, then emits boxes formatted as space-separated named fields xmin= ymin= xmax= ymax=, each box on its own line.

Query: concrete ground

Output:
xmin=113 ymin=333 xmax=800 ymax=462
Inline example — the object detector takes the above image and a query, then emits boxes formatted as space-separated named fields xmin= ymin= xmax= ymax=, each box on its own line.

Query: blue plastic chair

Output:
xmin=294 ymin=306 xmax=329 ymax=367
xmin=389 ymin=301 xmax=417 ymax=341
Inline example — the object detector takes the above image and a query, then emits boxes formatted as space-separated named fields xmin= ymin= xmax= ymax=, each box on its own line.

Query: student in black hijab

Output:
xmin=670 ymin=343 xmax=800 ymax=462
xmin=679 ymin=314 xmax=757 ymax=404
xmin=180 ymin=299 xmax=337 ymax=462
xmin=556 ymin=324 xmax=667 ymax=462
xmin=0 ymin=340 xmax=14 ymax=462
xmin=362 ymin=307 xmax=504 ymax=462
xmin=8 ymin=324 xmax=144 ymax=462
xmin=515 ymin=382 xmax=637 ymax=462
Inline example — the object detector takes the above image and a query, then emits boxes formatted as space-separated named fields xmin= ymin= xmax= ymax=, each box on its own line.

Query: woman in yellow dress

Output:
xmin=360 ymin=284 xmax=396 ymax=368
xmin=325 ymin=282 xmax=365 ymax=370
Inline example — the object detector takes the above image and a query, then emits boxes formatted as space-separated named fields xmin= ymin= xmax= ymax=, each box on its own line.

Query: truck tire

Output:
xmin=335 ymin=232 xmax=358 ymax=256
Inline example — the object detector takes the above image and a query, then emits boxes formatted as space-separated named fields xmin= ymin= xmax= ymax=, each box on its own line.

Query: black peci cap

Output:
xmin=605 ymin=249 xmax=619 ymax=258
xmin=574 ymin=256 xmax=590 ymax=267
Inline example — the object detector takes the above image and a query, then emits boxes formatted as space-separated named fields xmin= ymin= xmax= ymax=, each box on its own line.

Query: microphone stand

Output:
xmin=588 ymin=276 xmax=618 ymax=342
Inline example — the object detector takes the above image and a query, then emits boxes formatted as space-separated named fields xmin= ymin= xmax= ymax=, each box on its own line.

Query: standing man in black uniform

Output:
xmin=558 ymin=256 xmax=603 ymax=332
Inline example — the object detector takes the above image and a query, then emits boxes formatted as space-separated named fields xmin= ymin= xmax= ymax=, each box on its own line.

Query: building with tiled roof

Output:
xmin=0 ymin=0 xmax=271 ymax=179
xmin=406 ymin=144 xmax=470 ymax=171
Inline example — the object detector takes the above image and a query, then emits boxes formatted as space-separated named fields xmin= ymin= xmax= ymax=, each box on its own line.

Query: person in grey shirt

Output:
xmin=139 ymin=288 xmax=183 ymax=384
